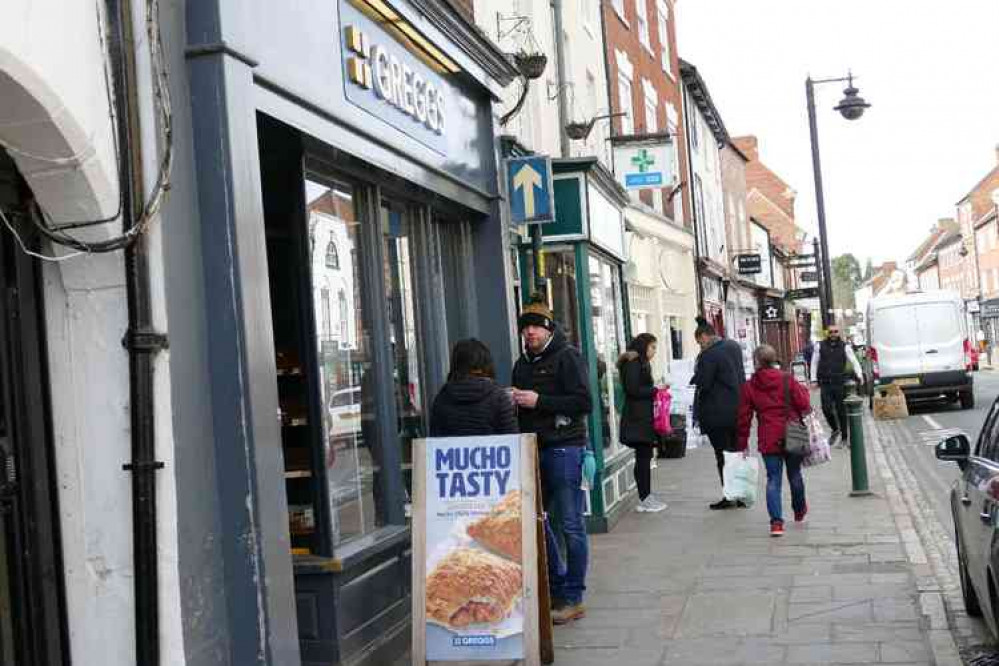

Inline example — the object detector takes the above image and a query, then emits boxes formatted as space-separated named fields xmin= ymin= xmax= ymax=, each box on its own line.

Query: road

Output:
xmin=889 ymin=370 xmax=999 ymax=533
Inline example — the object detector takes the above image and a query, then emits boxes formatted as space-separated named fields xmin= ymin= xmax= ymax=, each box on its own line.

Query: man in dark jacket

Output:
xmin=810 ymin=325 xmax=864 ymax=447
xmin=512 ymin=296 xmax=592 ymax=625
xmin=691 ymin=317 xmax=746 ymax=510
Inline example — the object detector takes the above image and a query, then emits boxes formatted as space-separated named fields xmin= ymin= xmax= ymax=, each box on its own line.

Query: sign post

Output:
xmin=412 ymin=434 xmax=542 ymax=665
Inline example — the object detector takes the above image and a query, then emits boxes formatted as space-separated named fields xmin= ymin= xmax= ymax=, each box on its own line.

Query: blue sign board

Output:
xmin=507 ymin=156 xmax=555 ymax=224
xmin=624 ymin=172 xmax=665 ymax=188
xmin=339 ymin=0 xmax=450 ymax=156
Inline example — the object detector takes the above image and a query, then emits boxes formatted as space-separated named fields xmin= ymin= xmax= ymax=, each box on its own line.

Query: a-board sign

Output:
xmin=412 ymin=434 xmax=540 ymax=665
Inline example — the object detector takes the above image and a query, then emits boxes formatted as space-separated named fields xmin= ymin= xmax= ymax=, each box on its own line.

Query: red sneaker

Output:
xmin=770 ymin=520 xmax=785 ymax=537
xmin=794 ymin=503 xmax=808 ymax=523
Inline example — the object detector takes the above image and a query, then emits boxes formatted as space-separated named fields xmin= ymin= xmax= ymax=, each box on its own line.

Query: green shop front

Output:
xmin=518 ymin=157 xmax=637 ymax=532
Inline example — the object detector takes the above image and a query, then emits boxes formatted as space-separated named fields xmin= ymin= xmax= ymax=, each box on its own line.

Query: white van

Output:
xmin=866 ymin=291 xmax=974 ymax=409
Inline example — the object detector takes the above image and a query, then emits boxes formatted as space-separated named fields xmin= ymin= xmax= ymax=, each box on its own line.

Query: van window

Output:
xmin=870 ymin=306 xmax=919 ymax=347
xmin=914 ymin=303 xmax=962 ymax=344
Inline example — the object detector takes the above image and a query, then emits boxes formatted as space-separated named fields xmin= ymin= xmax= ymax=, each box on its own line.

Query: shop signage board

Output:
xmin=340 ymin=0 xmax=451 ymax=155
xmin=412 ymin=434 xmax=541 ymax=665
xmin=786 ymin=287 xmax=820 ymax=300
xmin=507 ymin=157 xmax=555 ymax=224
xmin=612 ymin=139 xmax=675 ymax=191
xmin=982 ymin=301 xmax=999 ymax=318
xmin=799 ymin=271 xmax=819 ymax=283
xmin=736 ymin=254 xmax=762 ymax=275
xmin=762 ymin=297 xmax=784 ymax=322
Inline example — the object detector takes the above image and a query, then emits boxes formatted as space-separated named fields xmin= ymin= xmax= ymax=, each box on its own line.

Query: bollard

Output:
xmin=844 ymin=393 xmax=872 ymax=496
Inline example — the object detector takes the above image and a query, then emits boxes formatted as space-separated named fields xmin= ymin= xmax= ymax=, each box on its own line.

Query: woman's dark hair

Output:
xmin=628 ymin=333 xmax=658 ymax=360
xmin=694 ymin=316 xmax=717 ymax=339
xmin=447 ymin=338 xmax=496 ymax=381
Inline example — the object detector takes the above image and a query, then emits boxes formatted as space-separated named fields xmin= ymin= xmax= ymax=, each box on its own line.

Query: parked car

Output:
xmin=867 ymin=291 xmax=974 ymax=410
xmin=936 ymin=405 xmax=999 ymax=637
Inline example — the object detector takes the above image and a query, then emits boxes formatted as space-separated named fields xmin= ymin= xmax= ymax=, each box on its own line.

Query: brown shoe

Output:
xmin=552 ymin=602 xmax=586 ymax=625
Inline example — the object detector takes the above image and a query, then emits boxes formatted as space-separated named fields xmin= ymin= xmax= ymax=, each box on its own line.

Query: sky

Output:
xmin=676 ymin=0 xmax=999 ymax=268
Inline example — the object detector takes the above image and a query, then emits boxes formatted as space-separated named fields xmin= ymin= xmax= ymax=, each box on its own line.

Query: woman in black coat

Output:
xmin=618 ymin=333 xmax=667 ymax=513
xmin=430 ymin=339 xmax=518 ymax=437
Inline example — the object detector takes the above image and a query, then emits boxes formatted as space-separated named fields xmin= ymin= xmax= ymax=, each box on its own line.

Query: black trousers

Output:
xmin=704 ymin=428 xmax=738 ymax=486
xmin=820 ymin=382 xmax=848 ymax=440
xmin=631 ymin=444 xmax=654 ymax=500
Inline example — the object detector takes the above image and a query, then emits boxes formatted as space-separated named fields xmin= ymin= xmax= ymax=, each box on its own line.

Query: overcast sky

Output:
xmin=676 ymin=0 xmax=999 ymax=267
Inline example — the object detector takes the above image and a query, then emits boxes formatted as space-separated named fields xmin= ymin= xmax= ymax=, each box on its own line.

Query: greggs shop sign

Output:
xmin=340 ymin=0 xmax=455 ymax=154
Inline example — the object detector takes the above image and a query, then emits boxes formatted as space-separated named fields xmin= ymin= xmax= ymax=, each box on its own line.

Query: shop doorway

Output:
xmin=0 ymin=152 xmax=67 ymax=666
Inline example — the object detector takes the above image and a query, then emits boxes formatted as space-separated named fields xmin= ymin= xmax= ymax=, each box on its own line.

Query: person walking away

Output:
xmin=737 ymin=345 xmax=812 ymax=536
xmin=803 ymin=340 xmax=815 ymax=378
xmin=511 ymin=295 xmax=593 ymax=625
xmin=430 ymin=339 xmax=518 ymax=437
xmin=810 ymin=324 xmax=863 ymax=447
xmin=692 ymin=317 xmax=747 ymax=510
xmin=618 ymin=333 xmax=668 ymax=513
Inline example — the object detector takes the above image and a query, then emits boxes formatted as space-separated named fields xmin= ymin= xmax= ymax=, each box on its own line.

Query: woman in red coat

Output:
xmin=737 ymin=345 xmax=812 ymax=536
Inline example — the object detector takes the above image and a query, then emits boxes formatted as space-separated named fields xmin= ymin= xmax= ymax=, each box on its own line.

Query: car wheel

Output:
xmin=961 ymin=391 xmax=976 ymax=410
xmin=958 ymin=529 xmax=983 ymax=616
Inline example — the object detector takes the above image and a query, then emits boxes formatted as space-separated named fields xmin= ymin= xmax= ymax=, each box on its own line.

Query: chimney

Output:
xmin=733 ymin=136 xmax=759 ymax=161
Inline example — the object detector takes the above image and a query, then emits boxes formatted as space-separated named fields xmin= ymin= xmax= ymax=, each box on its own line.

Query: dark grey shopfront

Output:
xmin=183 ymin=1 xmax=516 ymax=665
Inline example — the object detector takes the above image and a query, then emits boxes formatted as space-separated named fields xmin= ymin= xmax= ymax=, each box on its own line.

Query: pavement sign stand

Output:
xmin=412 ymin=434 xmax=543 ymax=666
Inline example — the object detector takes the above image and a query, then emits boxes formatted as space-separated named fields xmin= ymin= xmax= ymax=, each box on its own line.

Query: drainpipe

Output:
xmin=107 ymin=0 xmax=167 ymax=664
xmin=551 ymin=0 xmax=570 ymax=158
xmin=682 ymin=83 xmax=705 ymax=317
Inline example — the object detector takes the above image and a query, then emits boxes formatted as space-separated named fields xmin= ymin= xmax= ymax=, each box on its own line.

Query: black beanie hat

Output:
xmin=518 ymin=294 xmax=555 ymax=332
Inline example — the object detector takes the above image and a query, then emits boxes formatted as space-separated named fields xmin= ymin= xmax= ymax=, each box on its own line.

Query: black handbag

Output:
xmin=782 ymin=374 xmax=810 ymax=456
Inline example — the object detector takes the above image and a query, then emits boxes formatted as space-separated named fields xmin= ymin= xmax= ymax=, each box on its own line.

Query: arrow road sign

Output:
xmin=507 ymin=156 xmax=555 ymax=224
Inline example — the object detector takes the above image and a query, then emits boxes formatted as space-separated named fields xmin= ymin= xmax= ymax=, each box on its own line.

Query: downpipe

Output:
xmin=106 ymin=0 xmax=167 ymax=664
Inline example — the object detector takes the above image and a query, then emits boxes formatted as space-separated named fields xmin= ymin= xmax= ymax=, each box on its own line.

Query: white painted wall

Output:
xmin=0 ymin=1 xmax=185 ymax=665
xmin=686 ymin=103 xmax=725 ymax=265
xmin=473 ymin=0 xmax=610 ymax=165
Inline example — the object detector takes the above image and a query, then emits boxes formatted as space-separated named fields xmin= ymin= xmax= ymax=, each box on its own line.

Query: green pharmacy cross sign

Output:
xmin=631 ymin=149 xmax=656 ymax=173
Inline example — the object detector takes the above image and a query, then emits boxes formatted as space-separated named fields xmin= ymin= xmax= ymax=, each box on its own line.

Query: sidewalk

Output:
xmin=553 ymin=440 xmax=942 ymax=665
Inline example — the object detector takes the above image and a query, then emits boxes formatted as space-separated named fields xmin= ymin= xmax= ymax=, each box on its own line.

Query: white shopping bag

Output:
xmin=802 ymin=414 xmax=831 ymax=468
xmin=723 ymin=451 xmax=760 ymax=506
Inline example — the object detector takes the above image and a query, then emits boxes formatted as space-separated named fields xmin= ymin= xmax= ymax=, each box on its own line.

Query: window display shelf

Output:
xmin=284 ymin=470 xmax=313 ymax=479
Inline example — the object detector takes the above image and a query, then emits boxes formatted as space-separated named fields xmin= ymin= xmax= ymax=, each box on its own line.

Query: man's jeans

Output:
xmin=541 ymin=445 xmax=588 ymax=605
xmin=820 ymin=382 xmax=848 ymax=440
xmin=763 ymin=454 xmax=806 ymax=523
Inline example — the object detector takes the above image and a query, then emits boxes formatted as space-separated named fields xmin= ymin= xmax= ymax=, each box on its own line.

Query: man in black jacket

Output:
xmin=691 ymin=317 xmax=746 ymax=510
xmin=512 ymin=296 xmax=592 ymax=625
xmin=810 ymin=325 xmax=864 ymax=447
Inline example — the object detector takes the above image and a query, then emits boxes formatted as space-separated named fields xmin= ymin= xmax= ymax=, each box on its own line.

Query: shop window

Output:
xmin=589 ymin=254 xmax=625 ymax=454
xmin=382 ymin=202 xmax=425 ymax=506
xmin=301 ymin=177 xmax=383 ymax=549
xmin=541 ymin=249 xmax=581 ymax=348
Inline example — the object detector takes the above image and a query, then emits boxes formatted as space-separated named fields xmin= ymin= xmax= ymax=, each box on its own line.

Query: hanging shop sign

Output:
xmin=799 ymin=271 xmax=819 ymax=284
xmin=340 ymin=0 xmax=456 ymax=154
xmin=413 ymin=434 xmax=540 ymax=664
xmin=611 ymin=137 xmax=675 ymax=191
xmin=736 ymin=254 xmax=762 ymax=275
xmin=762 ymin=297 xmax=784 ymax=322
xmin=786 ymin=287 xmax=820 ymax=301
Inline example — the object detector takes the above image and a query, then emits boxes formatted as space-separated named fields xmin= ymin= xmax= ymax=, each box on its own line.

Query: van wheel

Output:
xmin=961 ymin=391 xmax=975 ymax=410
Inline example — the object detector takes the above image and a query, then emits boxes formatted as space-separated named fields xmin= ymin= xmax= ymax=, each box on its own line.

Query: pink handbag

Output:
xmin=653 ymin=388 xmax=673 ymax=436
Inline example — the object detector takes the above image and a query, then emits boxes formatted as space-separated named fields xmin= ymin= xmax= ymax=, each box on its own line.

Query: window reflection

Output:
xmin=305 ymin=177 xmax=383 ymax=546
xmin=589 ymin=254 xmax=624 ymax=453
xmin=382 ymin=203 xmax=425 ymax=509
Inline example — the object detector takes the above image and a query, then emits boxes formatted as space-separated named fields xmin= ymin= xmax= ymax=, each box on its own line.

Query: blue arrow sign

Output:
xmin=507 ymin=156 xmax=554 ymax=224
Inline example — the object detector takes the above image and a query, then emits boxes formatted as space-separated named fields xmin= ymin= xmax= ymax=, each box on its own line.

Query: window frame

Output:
xmin=635 ymin=0 xmax=651 ymax=53
xmin=617 ymin=73 xmax=634 ymax=135
xmin=656 ymin=1 xmax=673 ymax=76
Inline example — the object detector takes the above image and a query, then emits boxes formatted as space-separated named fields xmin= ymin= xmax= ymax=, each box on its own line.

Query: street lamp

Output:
xmin=806 ymin=72 xmax=871 ymax=328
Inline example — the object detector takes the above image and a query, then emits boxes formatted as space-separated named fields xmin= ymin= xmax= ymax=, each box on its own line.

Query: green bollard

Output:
xmin=844 ymin=393 xmax=872 ymax=496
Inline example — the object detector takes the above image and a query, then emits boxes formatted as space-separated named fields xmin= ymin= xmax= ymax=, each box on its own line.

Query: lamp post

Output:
xmin=806 ymin=73 xmax=871 ymax=328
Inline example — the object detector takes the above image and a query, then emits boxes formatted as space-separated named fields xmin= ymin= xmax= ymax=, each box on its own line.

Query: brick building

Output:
xmin=957 ymin=149 xmax=999 ymax=344
xmin=600 ymin=0 xmax=700 ymax=375
xmin=602 ymin=0 xmax=689 ymax=223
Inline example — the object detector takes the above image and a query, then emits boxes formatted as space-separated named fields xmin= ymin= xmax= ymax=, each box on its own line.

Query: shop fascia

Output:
xmin=345 ymin=24 xmax=447 ymax=135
